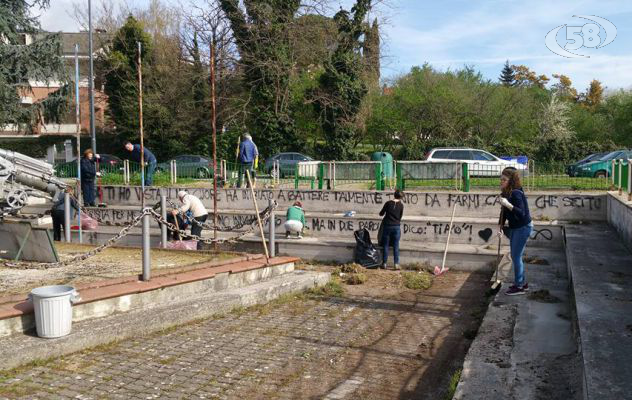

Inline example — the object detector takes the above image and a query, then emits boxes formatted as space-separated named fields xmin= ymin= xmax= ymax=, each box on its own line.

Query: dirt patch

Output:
xmin=528 ymin=289 xmax=561 ymax=303
xmin=524 ymin=256 xmax=550 ymax=265
xmin=0 ymin=244 xmax=237 ymax=297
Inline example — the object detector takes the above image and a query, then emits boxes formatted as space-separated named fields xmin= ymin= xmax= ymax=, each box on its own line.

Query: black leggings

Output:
xmin=191 ymin=214 xmax=208 ymax=238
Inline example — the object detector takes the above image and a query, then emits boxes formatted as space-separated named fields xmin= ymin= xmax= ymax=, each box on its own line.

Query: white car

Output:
xmin=424 ymin=148 xmax=528 ymax=177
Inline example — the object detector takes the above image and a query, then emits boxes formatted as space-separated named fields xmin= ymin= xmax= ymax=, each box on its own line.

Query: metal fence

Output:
xmin=613 ymin=159 xmax=631 ymax=199
xmin=53 ymin=157 xmax=623 ymax=191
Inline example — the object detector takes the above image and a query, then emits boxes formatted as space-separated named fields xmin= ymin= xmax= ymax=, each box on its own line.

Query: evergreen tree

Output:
xmin=363 ymin=18 xmax=380 ymax=86
xmin=0 ymin=0 xmax=70 ymax=132
xmin=314 ymin=0 xmax=372 ymax=160
xmin=102 ymin=16 xmax=153 ymax=144
xmin=499 ymin=60 xmax=515 ymax=87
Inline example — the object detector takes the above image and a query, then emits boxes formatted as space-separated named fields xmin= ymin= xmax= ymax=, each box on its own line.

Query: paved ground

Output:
xmin=0 ymin=268 xmax=489 ymax=400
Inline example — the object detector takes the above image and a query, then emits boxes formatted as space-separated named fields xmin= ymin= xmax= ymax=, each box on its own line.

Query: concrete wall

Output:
xmin=100 ymin=186 xmax=606 ymax=221
xmin=607 ymin=192 xmax=632 ymax=251
xmin=81 ymin=207 xmax=563 ymax=248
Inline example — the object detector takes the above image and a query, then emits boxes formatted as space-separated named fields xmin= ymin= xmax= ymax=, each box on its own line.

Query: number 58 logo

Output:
xmin=545 ymin=15 xmax=617 ymax=58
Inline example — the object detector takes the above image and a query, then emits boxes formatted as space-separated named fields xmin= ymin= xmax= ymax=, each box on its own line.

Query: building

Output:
xmin=1 ymin=32 xmax=110 ymax=138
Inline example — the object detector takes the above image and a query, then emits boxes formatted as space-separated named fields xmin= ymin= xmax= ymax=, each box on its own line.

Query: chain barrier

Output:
xmin=3 ymin=209 xmax=149 ymax=270
xmin=2 ymin=200 xmax=277 ymax=269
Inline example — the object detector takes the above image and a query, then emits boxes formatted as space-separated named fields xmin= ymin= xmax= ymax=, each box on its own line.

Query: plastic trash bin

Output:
xmin=29 ymin=285 xmax=81 ymax=338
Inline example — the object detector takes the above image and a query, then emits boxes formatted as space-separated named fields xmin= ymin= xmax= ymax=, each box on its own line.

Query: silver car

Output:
xmin=424 ymin=148 xmax=528 ymax=177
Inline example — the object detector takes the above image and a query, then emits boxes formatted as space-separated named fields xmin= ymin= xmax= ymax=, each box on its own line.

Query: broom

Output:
xmin=490 ymin=208 xmax=504 ymax=291
xmin=434 ymin=202 xmax=457 ymax=276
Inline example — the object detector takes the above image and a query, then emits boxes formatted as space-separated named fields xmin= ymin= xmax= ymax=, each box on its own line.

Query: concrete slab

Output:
xmin=0 ymin=220 xmax=58 ymax=263
xmin=455 ymin=247 xmax=582 ymax=400
xmin=565 ymin=224 xmax=632 ymax=400
xmin=0 ymin=269 xmax=330 ymax=370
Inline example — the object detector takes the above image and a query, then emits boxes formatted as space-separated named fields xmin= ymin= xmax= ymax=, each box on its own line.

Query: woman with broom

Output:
xmin=498 ymin=167 xmax=533 ymax=296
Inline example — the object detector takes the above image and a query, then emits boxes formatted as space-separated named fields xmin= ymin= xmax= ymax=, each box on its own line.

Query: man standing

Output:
xmin=171 ymin=191 xmax=208 ymax=246
xmin=124 ymin=142 xmax=157 ymax=186
xmin=237 ymin=134 xmax=258 ymax=188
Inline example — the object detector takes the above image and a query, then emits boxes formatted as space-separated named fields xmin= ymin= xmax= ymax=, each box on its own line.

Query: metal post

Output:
xmin=64 ymin=192 xmax=71 ymax=242
xmin=161 ymin=194 xmax=167 ymax=249
xmin=268 ymin=198 xmax=275 ymax=258
xmin=619 ymin=159 xmax=623 ymax=194
xmin=628 ymin=159 xmax=632 ymax=201
xmin=462 ymin=163 xmax=470 ymax=192
xmin=142 ymin=210 xmax=151 ymax=281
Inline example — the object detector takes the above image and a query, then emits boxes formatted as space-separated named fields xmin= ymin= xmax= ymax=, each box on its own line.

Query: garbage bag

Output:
xmin=80 ymin=212 xmax=98 ymax=231
xmin=353 ymin=228 xmax=381 ymax=268
xmin=165 ymin=240 xmax=198 ymax=250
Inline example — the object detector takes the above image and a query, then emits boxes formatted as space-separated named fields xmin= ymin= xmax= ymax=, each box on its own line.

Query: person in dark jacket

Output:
xmin=51 ymin=187 xmax=80 ymax=241
xmin=237 ymin=134 xmax=258 ymax=188
xmin=498 ymin=167 xmax=533 ymax=296
xmin=80 ymin=148 xmax=100 ymax=206
xmin=124 ymin=142 xmax=157 ymax=186
xmin=379 ymin=189 xmax=404 ymax=270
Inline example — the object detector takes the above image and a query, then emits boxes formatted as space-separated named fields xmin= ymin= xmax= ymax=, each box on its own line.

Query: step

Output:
xmin=0 ymin=268 xmax=329 ymax=371
xmin=565 ymin=224 xmax=632 ymax=399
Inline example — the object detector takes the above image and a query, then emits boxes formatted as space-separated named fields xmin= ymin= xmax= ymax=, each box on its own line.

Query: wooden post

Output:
xmin=137 ymin=41 xmax=145 ymax=209
xmin=210 ymin=39 xmax=218 ymax=248
xmin=246 ymin=170 xmax=269 ymax=262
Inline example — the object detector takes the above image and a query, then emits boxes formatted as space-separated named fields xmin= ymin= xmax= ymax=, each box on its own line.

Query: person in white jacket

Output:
xmin=171 ymin=191 xmax=208 ymax=242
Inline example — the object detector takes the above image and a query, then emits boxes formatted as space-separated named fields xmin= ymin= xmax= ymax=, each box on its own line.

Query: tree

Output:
xmin=0 ymin=0 xmax=70 ymax=132
xmin=580 ymin=79 xmax=604 ymax=110
xmin=363 ymin=18 xmax=380 ymax=86
xmin=538 ymin=94 xmax=573 ymax=141
xmin=512 ymin=65 xmax=549 ymax=89
xmin=552 ymin=74 xmax=577 ymax=101
xmin=313 ymin=0 xmax=373 ymax=160
xmin=499 ymin=60 xmax=515 ymax=87
xmin=102 ymin=16 xmax=153 ymax=144
xmin=219 ymin=0 xmax=302 ymax=157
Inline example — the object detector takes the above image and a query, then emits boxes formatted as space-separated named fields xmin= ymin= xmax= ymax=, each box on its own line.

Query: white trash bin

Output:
xmin=29 ymin=285 xmax=81 ymax=338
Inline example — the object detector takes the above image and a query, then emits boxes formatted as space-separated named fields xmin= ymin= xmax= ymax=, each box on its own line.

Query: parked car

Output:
xmin=264 ymin=152 xmax=313 ymax=177
xmin=566 ymin=152 xmax=608 ymax=177
xmin=424 ymin=148 xmax=528 ymax=177
xmin=575 ymin=150 xmax=632 ymax=178
xmin=54 ymin=154 xmax=122 ymax=177
xmin=156 ymin=155 xmax=213 ymax=179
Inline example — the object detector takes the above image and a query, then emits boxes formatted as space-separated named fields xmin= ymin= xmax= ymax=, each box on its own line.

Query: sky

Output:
xmin=37 ymin=0 xmax=632 ymax=91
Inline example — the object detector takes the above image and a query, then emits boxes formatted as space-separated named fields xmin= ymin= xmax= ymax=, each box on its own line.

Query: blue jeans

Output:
xmin=237 ymin=162 xmax=254 ymax=188
xmin=382 ymin=225 xmax=401 ymax=265
xmin=508 ymin=223 xmax=533 ymax=287
xmin=145 ymin=161 xmax=156 ymax=186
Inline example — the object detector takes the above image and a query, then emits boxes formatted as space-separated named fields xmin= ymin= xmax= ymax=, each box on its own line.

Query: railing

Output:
xmin=53 ymin=157 xmax=626 ymax=192
xmin=612 ymin=159 xmax=631 ymax=200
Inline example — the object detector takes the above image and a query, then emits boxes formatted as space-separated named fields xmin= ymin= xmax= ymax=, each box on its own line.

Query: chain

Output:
xmin=2 ymin=209 xmax=149 ymax=270
xmin=148 ymin=201 xmax=275 ymax=245
xmin=167 ymin=198 xmax=277 ymax=232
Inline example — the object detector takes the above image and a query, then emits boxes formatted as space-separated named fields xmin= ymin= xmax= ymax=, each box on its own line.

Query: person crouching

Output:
xmin=170 ymin=191 xmax=208 ymax=247
xmin=284 ymin=201 xmax=305 ymax=239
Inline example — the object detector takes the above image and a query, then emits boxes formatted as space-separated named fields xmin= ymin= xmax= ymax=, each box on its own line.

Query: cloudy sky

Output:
xmin=38 ymin=0 xmax=632 ymax=91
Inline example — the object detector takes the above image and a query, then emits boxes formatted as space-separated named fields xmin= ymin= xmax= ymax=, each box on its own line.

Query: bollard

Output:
xmin=64 ymin=192 xmax=71 ymax=242
xmin=160 ymin=194 xmax=167 ymax=249
xmin=269 ymin=199 xmax=276 ymax=258
xmin=142 ymin=209 xmax=151 ymax=281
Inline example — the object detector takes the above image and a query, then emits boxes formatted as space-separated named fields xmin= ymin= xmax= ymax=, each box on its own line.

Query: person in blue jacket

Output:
xmin=237 ymin=134 xmax=258 ymax=188
xmin=498 ymin=167 xmax=533 ymax=296
xmin=80 ymin=149 xmax=100 ymax=206
xmin=125 ymin=142 xmax=157 ymax=186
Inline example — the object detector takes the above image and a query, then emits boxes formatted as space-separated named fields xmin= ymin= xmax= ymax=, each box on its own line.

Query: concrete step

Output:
xmin=565 ymin=224 xmax=632 ymax=400
xmin=0 ymin=268 xmax=329 ymax=370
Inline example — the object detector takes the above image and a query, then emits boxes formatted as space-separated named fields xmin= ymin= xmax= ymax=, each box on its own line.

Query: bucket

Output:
xmin=29 ymin=285 xmax=81 ymax=338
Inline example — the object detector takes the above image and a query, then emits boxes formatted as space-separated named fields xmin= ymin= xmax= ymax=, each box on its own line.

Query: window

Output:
xmin=431 ymin=150 xmax=451 ymax=159
xmin=448 ymin=150 xmax=473 ymax=160
xmin=280 ymin=154 xmax=292 ymax=161
xmin=472 ymin=151 xmax=496 ymax=161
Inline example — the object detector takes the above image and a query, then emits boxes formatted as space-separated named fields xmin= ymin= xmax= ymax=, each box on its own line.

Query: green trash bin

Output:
xmin=371 ymin=152 xmax=394 ymax=178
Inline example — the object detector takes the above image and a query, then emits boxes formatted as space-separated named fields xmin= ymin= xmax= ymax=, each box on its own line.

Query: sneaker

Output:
xmin=297 ymin=234 xmax=303 ymax=239
xmin=394 ymin=264 xmax=401 ymax=270
xmin=285 ymin=232 xmax=291 ymax=239
xmin=380 ymin=264 xmax=387 ymax=270
xmin=505 ymin=285 xmax=525 ymax=296
xmin=523 ymin=283 xmax=529 ymax=292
